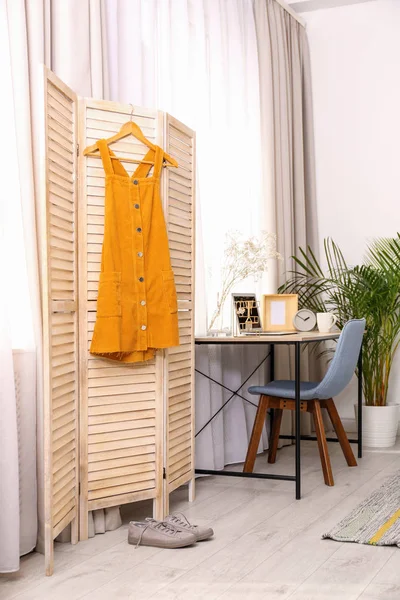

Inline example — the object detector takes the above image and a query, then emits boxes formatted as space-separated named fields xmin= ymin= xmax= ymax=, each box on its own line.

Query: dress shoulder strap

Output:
xmin=132 ymin=146 xmax=164 ymax=180
xmin=153 ymin=146 xmax=164 ymax=179
xmin=96 ymin=139 xmax=114 ymax=175
xmin=133 ymin=148 xmax=156 ymax=179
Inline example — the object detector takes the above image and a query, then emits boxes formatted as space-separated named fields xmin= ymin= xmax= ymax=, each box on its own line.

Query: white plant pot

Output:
xmin=354 ymin=404 xmax=400 ymax=448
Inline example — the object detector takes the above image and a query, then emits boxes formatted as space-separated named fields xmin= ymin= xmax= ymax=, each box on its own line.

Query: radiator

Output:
xmin=13 ymin=349 xmax=37 ymax=556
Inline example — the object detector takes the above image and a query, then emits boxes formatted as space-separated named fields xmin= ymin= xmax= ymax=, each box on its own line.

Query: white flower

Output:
xmin=208 ymin=231 xmax=282 ymax=330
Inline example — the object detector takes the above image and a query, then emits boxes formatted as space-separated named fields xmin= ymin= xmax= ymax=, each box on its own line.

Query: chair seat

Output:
xmin=248 ymin=380 xmax=320 ymax=400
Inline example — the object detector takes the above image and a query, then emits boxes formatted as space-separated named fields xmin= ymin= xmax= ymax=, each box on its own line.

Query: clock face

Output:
xmin=293 ymin=309 xmax=317 ymax=332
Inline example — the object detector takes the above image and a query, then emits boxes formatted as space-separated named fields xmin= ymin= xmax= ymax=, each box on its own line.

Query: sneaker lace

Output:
xmin=133 ymin=518 xmax=179 ymax=549
xmin=168 ymin=512 xmax=197 ymax=531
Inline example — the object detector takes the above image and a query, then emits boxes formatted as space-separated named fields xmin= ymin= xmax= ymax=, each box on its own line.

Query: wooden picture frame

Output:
xmin=261 ymin=294 xmax=298 ymax=332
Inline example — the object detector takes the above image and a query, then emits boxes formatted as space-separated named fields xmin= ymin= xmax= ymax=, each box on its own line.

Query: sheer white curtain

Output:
xmin=103 ymin=0 xmax=318 ymax=464
xmin=1 ymin=0 xmax=40 ymax=572
xmin=0 ymin=0 xmax=112 ymax=572
xmin=104 ymin=0 xmax=271 ymax=468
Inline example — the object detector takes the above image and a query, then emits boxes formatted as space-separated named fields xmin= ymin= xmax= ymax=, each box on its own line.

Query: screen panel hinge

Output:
xmin=76 ymin=143 xmax=80 ymax=157
xmin=163 ymin=467 xmax=166 ymax=480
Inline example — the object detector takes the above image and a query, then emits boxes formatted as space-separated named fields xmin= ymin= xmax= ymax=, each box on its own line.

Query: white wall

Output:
xmin=298 ymin=0 xmax=400 ymax=423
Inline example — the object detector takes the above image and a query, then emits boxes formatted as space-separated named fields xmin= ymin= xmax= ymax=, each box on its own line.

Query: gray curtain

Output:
xmin=254 ymin=0 xmax=320 ymax=435
xmin=254 ymin=0 xmax=318 ymax=285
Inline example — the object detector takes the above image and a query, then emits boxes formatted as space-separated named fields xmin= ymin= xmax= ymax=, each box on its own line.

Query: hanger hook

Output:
xmin=129 ymin=104 xmax=134 ymax=121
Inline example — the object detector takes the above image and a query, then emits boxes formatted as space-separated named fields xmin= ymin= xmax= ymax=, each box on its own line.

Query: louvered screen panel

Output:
xmin=78 ymin=100 xmax=164 ymax=537
xmin=163 ymin=115 xmax=195 ymax=502
xmin=42 ymin=68 xmax=79 ymax=576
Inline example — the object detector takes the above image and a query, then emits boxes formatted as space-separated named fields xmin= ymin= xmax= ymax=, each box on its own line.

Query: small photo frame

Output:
xmin=261 ymin=294 xmax=298 ymax=332
xmin=232 ymin=293 xmax=262 ymax=335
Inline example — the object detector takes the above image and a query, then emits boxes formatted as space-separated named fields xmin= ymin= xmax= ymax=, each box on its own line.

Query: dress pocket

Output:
xmin=96 ymin=272 xmax=122 ymax=317
xmin=162 ymin=270 xmax=178 ymax=314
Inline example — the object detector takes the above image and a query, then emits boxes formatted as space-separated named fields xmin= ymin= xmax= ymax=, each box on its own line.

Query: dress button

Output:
xmin=141 ymin=300 xmax=146 ymax=306
xmin=138 ymin=252 xmax=143 ymax=258
xmin=133 ymin=180 xmax=139 ymax=185
xmin=134 ymin=204 xmax=140 ymax=209
xmin=137 ymin=227 xmax=142 ymax=233
xmin=139 ymin=277 xmax=144 ymax=282
xmin=141 ymin=325 xmax=147 ymax=331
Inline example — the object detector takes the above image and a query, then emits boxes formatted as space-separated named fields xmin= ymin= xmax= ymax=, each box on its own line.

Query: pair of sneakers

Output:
xmin=128 ymin=512 xmax=214 ymax=549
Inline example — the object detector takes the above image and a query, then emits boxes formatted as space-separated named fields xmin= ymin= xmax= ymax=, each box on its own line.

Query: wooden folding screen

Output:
xmin=40 ymin=68 xmax=195 ymax=573
xmin=40 ymin=71 xmax=79 ymax=575
xmin=163 ymin=115 xmax=196 ymax=514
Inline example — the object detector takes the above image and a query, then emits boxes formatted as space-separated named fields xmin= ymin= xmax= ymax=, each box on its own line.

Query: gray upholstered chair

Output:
xmin=244 ymin=318 xmax=366 ymax=486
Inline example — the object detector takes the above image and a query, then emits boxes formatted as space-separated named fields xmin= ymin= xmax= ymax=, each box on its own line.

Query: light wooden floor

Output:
xmin=2 ymin=441 xmax=400 ymax=600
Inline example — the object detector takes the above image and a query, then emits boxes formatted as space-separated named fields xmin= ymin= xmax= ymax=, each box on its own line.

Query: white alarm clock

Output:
xmin=293 ymin=308 xmax=317 ymax=332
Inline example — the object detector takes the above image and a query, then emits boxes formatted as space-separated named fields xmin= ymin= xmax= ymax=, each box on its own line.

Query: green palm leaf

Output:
xmin=279 ymin=236 xmax=400 ymax=406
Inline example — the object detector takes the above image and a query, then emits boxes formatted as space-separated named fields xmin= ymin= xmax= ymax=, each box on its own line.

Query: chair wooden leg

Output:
xmin=324 ymin=398 xmax=357 ymax=467
xmin=268 ymin=408 xmax=283 ymax=464
xmin=312 ymin=400 xmax=334 ymax=486
xmin=244 ymin=395 xmax=269 ymax=473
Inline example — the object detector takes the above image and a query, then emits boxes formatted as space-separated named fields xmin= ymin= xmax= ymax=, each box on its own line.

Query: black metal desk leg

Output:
xmin=269 ymin=344 xmax=275 ymax=437
xmin=295 ymin=343 xmax=301 ymax=499
xmin=270 ymin=344 xmax=275 ymax=380
xmin=357 ymin=344 xmax=363 ymax=459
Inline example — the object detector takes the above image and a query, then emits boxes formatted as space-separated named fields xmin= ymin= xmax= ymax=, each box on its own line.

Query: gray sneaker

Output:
xmin=165 ymin=512 xmax=214 ymax=541
xmin=128 ymin=518 xmax=197 ymax=549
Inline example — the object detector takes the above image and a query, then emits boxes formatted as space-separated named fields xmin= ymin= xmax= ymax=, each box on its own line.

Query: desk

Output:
xmin=195 ymin=332 xmax=363 ymax=500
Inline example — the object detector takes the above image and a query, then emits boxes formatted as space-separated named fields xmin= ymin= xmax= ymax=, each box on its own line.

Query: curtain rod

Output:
xmin=274 ymin=0 xmax=306 ymax=27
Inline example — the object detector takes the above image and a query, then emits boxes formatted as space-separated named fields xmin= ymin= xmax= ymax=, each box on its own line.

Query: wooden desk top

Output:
xmin=195 ymin=331 xmax=341 ymax=344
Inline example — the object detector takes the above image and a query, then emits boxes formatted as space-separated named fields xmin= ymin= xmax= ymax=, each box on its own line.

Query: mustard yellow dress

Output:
xmin=90 ymin=139 xmax=179 ymax=362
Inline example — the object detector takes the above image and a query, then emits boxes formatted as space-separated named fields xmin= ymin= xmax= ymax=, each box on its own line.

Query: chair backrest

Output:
xmin=313 ymin=318 xmax=366 ymax=400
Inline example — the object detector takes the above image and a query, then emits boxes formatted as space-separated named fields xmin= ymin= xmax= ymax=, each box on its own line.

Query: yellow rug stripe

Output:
xmin=369 ymin=508 xmax=400 ymax=544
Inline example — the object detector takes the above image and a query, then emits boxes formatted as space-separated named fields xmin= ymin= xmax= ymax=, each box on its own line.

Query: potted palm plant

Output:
xmin=281 ymin=235 xmax=400 ymax=448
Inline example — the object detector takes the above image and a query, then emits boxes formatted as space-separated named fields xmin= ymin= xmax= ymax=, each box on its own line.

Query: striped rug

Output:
xmin=323 ymin=471 xmax=400 ymax=547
